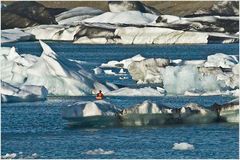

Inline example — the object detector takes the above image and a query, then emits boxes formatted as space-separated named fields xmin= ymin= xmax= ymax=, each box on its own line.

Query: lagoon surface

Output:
xmin=1 ymin=42 xmax=239 ymax=158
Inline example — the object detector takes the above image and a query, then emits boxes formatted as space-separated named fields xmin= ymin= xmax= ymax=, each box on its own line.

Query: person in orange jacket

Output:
xmin=96 ymin=90 xmax=104 ymax=100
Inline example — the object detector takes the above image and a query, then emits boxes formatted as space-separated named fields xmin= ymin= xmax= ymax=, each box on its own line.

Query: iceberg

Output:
xmin=119 ymin=101 xmax=217 ymax=126
xmin=24 ymin=25 xmax=81 ymax=41
xmin=121 ymin=53 xmax=239 ymax=95
xmin=106 ymin=87 xmax=165 ymax=96
xmin=0 ymin=40 xmax=108 ymax=96
xmin=101 ymin=54 xmax=145 ymax=69
xmin=62 ymin=100 xmax=121 ymax=127
xmin=55 ymin=7 xmax=104 ymax=25
xmin=1 ymin=81 xmax=48 ymax=103
xmin=83 ymin=11 xmax=158 ymax=25
xmin=211 ymin=99 xmax=239 ymax=123
xmin=62 ymin=99 xmax=239 ymax=127
xmin=1 ymin=28 xmax=35 ymax=43
xmin=204 ymin=53 xmax=238 ymax=68
xmin=115 ymin=27 xmax=209 ymax=44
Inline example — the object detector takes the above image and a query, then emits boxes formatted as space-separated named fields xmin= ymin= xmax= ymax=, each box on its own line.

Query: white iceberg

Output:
xmin=83 ymin=11 xmax=158 ymax=25
xmin=106 ymin=87 xmax=165 ymax=96
xmin=115 ymin=27 xmax=209 ymax=44
xmin=62 ymin=100 xmax=120 ymax=126
xmin=55 ymin=7 xmax=104 ymax=25
xmin=1 ymin=28 xmax=34 ymax=43
xmin=0 ymin=40 xmax=108 ymax=96
xmin=122 ymin=53 xmax=239 ymax=95
xmin=1 ymin=81 xmax=48 ymax=103
xmin=204 ymin=53 xmax=238 ymax=68
xmin=101 ymin=54 xmax=145 ymax=69
xmin=24 ymin=25 xmax=81 ymax=41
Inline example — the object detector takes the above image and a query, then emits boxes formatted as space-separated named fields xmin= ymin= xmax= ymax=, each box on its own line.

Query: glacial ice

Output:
xmin=83 ymin=11 xmax=158 ymax=25
xmin=1 ymin=81 xmax=48 ymax=103
xmin=101 ymin=54 xmax=145 ymax=69
xmin=120 ymin=53 xmax=239 ymax=95
xmin=24 ymin=25 xmax=81 ymax=41
xmin=83 ymin=148 xmax=114 ymax=155
xmin=204 ymin=53 xmax=238 ymax=68
xmin=62 ymin=100 xmax=120 ymax=127
xmin=62 ymin=99 xmax=239 ymax=127
xmin=105 ymin=87 xmax=165 ymax=96
xmin=62 ymin=100 xmax=120 ymax=118
xmin=1 ymin=28 xmax=34 ymax=43
xmin=115 ymin=27 xmax=209 ymax=44
xmin=0 ymin=40 xmax=108 ymax=96
xmin=172 ymin=143 xmax=194 ymax=150
xmin=55 ymin=7 xmax=104 ymax=25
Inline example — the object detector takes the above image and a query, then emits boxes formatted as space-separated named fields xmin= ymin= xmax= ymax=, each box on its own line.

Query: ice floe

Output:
xmin=1 ymin=81 xmax=48 ymax=103
xmin=83 ymin=11 xmax=158 ymax=25
xmin=55 ymin=7 xmax=104 ymax=25
xmin=62 ymin=100 xmax=120 ymax=127
xmin=115 ymin=27 xmax=209 ymax=44
xmin=106 ymin=87 xmax=165 ymax=96
xmin=83 ymin=148 xmax=114 ymax=155
xmin=101 ymin=54 xmax=145 ymax=69
xmin=1 ymin=152 xmax=39 ymax=159
xmin=62 ymin=99 xmax=239 ymax=127
xmin=0 ymin=40 xmax=108 ymax=96
xmin=1 ymin=28 xmax=35 ymax=43
xmin=172 ymin=142 xmax=194 ymax=151
xmin=109 ymin=53 xmax=240 ymax=96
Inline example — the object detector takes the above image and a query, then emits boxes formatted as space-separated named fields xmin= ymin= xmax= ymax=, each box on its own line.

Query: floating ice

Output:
xmin=83 ymin=148 xmax=114 ymax=155
xmin=63 ymin=99 xmax=239 ymax=127
xmin=55 ymin=7 xmax=104 ymax=25
xmin=106 ymin=87 xmax=165 ymax=96
xmin=172 ymin=142 xmax=194 ymax=150
xmin=101 ymin=54 xmax=145 ymax=69
xmin=62 ymin=100 xmax=120 ymax=127
xmin=83 ymin=11 xmax=158 ymax=25
xmin=1 ymin=81 xmax=48 ymax=103
xmin=1 ymin=153 xmax=17 ymax=159
xmin=1 ymin=28 xmax=34 ymax=43
xmin=0 ymin=40 xmax=108 ymax=96
xmin=117 ymin=53 xmax=239 ymax=96
xmin=62 ymin=100 xmax=120 ymax=118
xmin=115 ymin=27 xmax=209 ymax=44
xmin=204 ymin=53 xmax=238 ymax=68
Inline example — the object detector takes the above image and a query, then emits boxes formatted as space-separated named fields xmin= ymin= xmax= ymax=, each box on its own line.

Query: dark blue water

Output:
xmin=1 ymin=42 xmax=239 ymax=158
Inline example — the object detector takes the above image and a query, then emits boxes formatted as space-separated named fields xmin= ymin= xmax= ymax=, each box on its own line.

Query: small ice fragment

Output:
xmin=172 ymin=142 xmax=194 ymax=150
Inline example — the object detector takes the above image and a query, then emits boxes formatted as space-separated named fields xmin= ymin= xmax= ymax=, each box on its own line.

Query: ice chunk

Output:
xmin=55 ymin=7 xmax=104 ymax=25
xmin=83 ymin=148 xmax=114 ymax=155
xmin=62 ymin=100 xmax=120 ymax=118
xmin=115 ymin=27 xmax=209 ymax=44
xmin=25 ymin=25 xmax=80 ymax=41
xmin=93 ymin=67 xmax=103 ymax=75
xmin=1 ymin=28 xmax=34 ymax=43
xmin=101 ymin=54 xmax=145 ymax=69
xmin=83 ymin=11 xmax=158 ymax=25
xmin=1 ymin=81 xmax=48 ymax=103
xmin=172 ymin=142 xmax=194 ymax=150
xmin=106 ymin=87 xmax=165 ymax=96
xmin=204 ymin=53 xmax=238 ymax=68
xmin=1 ymin=40 xmax=108 ymax=96
xmin=180 ymin=103 xmax=217 ymax=123
xmin=62 ymin=100 xmax=120 ymax=127
xmin=120 ymin=100 xmax=171 ymax=115
xmin=128 ymin=58 xmax=169 ymax=84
